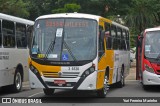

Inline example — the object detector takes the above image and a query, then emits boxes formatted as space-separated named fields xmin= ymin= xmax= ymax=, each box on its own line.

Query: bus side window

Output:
xmin=111 ymin=25 xmax=117 ymax=50
xmin=121 ymin=29 xmax=127 ymax=50
xmin=16 ymin=23 xmax=27 ymax=48
xmin=117 ymin=27 xmax=122 ymax=50
xmin=2 ymin=20 xmax=15 ymax=48
xmin=105 ymin=22 xmax=112 ymax=49
xmin=126 ymin=31 xmax=130 ymax=50
xmin=99 ymin=25 xmax=105 ymax=58
xmin=27 ymin=25 xmax=33 ymax=49
xmin=0 ymin=20 xmax=2 ymax=47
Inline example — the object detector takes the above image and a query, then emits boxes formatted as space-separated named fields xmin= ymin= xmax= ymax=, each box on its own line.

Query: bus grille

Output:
xmin=42 ymin=71 xmax=80 ymax=78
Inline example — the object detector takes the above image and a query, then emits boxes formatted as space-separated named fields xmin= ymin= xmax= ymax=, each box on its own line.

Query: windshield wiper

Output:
xmin=44 ymin=38 xmax=56 ymax=59
xmin=63 ymin=40 xmax=77 ymax=61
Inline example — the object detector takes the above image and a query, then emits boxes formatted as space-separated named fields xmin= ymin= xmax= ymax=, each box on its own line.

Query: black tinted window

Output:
xmin=2 ymin=20 xmax=15 ymax=48
xmin=16 ymin=23 xmax=27 ymax=48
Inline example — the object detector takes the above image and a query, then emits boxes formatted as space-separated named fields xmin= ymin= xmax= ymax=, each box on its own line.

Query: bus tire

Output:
xmin=43 ymin=88 xmax=55 ymax=95
xmin=97 ymin=75 xmax=109 ymax=98
xmin=117 ymin=67 xmax=125 ymax=88
xmin=12 ymin=69 xmax=23 ymax=92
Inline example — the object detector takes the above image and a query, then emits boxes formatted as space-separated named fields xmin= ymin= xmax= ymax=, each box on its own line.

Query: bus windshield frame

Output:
xmin=30 ymin=18 xmax=98 ymax=62
xmin=144 ymin=31 xmax=160 ymax=59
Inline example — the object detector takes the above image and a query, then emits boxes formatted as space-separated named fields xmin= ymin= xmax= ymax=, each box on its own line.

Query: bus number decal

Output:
xmin=68 ymin=67 xmax=79 ymax=71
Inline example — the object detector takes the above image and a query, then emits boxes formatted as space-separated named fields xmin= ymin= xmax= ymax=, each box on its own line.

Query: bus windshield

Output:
xmin=31 ymin=18 xmax=97 ymax=61
xmin=145 ymin=31 xmax=160 ymax=59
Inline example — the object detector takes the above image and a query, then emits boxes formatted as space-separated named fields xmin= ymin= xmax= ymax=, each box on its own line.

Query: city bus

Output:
xmin=136 ymin=27 xmax=160 ymax=90
xmin=29 ymin=13 xmax=130 ymax=97
xmin=0 ymin=13 xmax=34 ymax=92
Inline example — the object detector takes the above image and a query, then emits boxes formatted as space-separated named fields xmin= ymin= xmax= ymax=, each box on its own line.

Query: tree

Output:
xmin=0 ymin=0 xmax=29 ymax=18
xmin=52 ymin=3 xmax=81 ymax=13
xmin=125 ymin=0 xmax=159 ymax=33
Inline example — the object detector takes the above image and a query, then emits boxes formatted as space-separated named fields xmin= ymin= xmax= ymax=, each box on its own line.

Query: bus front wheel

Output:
xmin=97 ymin=75 xmax=109 ymax=98
xmin=43 ymin=88 xmax=55 ymax=95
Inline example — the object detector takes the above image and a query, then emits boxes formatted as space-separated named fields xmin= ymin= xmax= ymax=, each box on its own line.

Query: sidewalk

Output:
xmin=126 ymin=59 xmax=136 ymax=80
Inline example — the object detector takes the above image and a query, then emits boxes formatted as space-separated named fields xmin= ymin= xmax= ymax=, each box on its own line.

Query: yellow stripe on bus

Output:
xmin=105 ymin=50 xmax=114 ymax=84
xmin=97 ymin=50 xmax=114 ymax=89
xmin=31 ymin=60 xmax=61 ymax=76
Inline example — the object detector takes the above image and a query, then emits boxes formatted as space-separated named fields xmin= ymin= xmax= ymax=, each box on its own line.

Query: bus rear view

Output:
xmin=136 ymin=27 xmax=160 ymax=89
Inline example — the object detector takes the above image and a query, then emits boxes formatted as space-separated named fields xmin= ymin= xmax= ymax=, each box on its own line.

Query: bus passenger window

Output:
xmin=99 ymin=25 xmax=105 ymax=58
xmin=105 ymin=22 xmax=112 ymax=49
xmin=27 ymin=25 xmax=33 ymax=49
xmin=2 ymin=20 xmax=15 ymax=48
xmin=0 ymin=20 xmax=2 ymax=47
xmin=117 ymin=27 xmax=122 ymax=50
xmin=111 ymin=25 xmax=118 ymax=50
xmin=16 ymin=23 xmax=27 ymax=48
xmin=121 ymin=29 xmax=127 ymax=50
xmin=126 ymin=31 xmax=130 ymax=50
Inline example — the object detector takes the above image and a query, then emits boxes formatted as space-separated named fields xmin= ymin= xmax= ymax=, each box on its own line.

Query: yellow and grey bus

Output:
xmin=29 ymin=13 xmax=130 ymax=97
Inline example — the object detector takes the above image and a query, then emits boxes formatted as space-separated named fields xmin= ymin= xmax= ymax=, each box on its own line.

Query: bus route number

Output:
xmin=68 ymin=67 xmax=79 ymax=71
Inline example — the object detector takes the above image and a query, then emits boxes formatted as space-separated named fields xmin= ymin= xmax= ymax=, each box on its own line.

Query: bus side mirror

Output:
xmin=137 ymin=36 xmax=143 ymax=47
xmin=100 ymin=30 xmax=105 ymax=41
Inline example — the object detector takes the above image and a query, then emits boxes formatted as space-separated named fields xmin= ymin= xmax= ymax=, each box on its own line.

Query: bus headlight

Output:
xmin=82 ymin=65 xmax=95 ymax=77
xmin=145 ymin=64 xmax=155 ymax=73
xmin=30 ymin=65 xmax=39 ymax=74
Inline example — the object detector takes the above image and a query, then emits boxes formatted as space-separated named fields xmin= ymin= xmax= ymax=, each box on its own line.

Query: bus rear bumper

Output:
xmin=143 ymin=70 xmax=160 ymax=85
xmin=29 ymin=69 xmax=97 ymax=90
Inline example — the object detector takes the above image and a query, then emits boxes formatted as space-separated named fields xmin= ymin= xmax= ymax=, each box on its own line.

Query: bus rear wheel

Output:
xmin=12 ymin=70 xmax=22 ymax=92
xmin=43 ymin=88 xmax=55 ymax=95
xmin=117 ymin=67 xmax=125 ymax=88
xmin=97 ymin=75 xmax=109 ymax=98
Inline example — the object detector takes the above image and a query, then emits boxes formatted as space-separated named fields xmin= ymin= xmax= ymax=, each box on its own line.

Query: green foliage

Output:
xmin=130 ymin=35 xmax=137 ymax=48
xmin=1 ymin=0 xmax=160 ymax=46
xmin=125 ymin=0 xmax=154 ymax=33
xmin=52 ymin=3 xmax=81 ymax=13
xmin=64 ymin=3 xmax=81 ymax=12
xmin=0 ymin=0 xmax=29 ymax=18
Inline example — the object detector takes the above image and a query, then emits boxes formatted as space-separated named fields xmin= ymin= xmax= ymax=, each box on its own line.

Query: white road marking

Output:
xmin=28 ymin=92 xmax=44 ymax=97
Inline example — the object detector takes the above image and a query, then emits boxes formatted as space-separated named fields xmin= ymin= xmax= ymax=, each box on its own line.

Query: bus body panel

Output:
xmin=0 ymin=48 xmax=29 ymax=86
xmin=110 ymin=50 xmax=130 ymax=84
xmin=29 ymin=61 xmax=98 ymax=90
xmin=143 ymin=70 xmax=160 ymax=85
xmin=29 ymin=69 xmax=45 ymax=88
xmin=29 ymin=69 xmax=97 ymax=90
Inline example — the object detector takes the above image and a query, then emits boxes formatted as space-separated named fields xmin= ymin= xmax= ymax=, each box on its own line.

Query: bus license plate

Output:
xmin=54 ymin=80 xmax=66 ymax=84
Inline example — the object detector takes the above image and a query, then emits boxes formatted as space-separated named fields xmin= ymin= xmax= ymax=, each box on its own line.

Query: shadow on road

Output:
xmin=143 ymin=85 xmax=160 ymax=92
xmin=0 ymin=86 xmax=30 ymax=96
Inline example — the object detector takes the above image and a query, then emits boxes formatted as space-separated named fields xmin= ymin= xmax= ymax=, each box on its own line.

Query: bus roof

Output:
xmin=36 ymin=13 xmax=129 ymax=30
xmin=36 ymin=13 xmax=101 ymax=21
xmin=145 ymin=27 xmax=160 ymax=32
xmin=0 ymin=13 xmax=34 ymax=25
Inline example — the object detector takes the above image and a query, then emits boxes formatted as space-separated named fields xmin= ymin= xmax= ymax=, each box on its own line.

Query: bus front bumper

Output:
xmin=143 ymin=70 xmax=160 ymax=85
xmin=29 ymin=69 xmax=97 ymax=90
